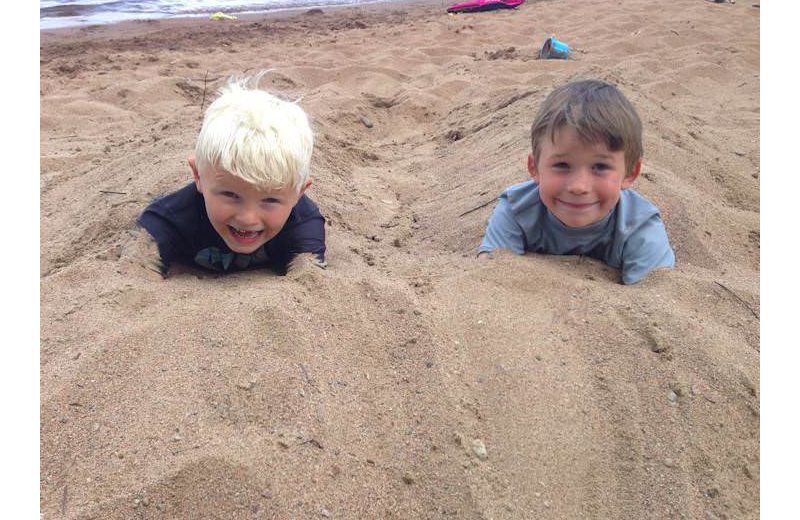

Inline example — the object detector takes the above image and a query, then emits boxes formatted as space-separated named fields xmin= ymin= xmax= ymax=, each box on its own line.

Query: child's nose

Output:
xmin=567 ymin=171 xmax=591 ymax=194
xmin=236 ymin=205 xmax=261 ymax=226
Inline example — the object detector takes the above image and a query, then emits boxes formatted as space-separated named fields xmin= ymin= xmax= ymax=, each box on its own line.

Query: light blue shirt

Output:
xmin=479 ymin=181 xmax=675 ymax=284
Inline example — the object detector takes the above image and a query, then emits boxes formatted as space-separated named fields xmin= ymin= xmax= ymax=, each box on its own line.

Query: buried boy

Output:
xmin=478 ymin=79 xmax=675 ymax=284
xmin=131 ymin=72 xmax=326 ymax=277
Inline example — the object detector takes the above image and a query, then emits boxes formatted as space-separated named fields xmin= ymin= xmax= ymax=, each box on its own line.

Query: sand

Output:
xmin=39 ymin=0 xmax=760 ymax=518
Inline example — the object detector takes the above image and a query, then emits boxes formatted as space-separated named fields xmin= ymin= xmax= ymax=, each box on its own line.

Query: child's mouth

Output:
xmin=228 ymin=226 xmax=263 ymax=244
xmin=558 ymin=199 xmax=597 ymax=210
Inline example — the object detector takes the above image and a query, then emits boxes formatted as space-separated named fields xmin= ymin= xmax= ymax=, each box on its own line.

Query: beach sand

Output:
xmin=40 ymin=0 xmax=760 ymax=518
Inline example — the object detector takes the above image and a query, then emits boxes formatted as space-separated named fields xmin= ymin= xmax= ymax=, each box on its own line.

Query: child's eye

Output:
xmin=593 ymin=163 xmax=611 ymax=172
xmin=262 ymin=198 xmax=280 ymax=204
xmin=553 ymin=162 xmax=569 ymax=169
xmin=220 ymin=191 xmax=238 ymax=199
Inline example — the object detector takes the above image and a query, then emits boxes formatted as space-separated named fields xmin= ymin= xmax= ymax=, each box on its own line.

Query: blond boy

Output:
xmin=136 ymin=72 xmax=325 ymax=276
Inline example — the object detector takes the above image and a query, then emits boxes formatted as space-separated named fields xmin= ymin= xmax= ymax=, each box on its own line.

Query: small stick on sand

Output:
xmin=200 ymin=70 xmax=209 ymax=114
xmin=296 ymin=438 xmax=323 ymax=449
xmin=60 ymin=485 xmax=68 ymax=516
xmin=715 ymin=281 xmax=759 ymax=320
xmin=99 ymin=190 xmax=127 ymax=195
xmin=458 ymin=199 xmax=495 ymax=218
xmin=299 ymin=363 xmax=319 ymax=393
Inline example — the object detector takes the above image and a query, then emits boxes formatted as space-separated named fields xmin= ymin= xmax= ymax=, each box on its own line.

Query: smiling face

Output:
xmin=190 ymin=158 xmax=310 ymax=254
xmin=528 ymin=126 xmax=641 ymax=228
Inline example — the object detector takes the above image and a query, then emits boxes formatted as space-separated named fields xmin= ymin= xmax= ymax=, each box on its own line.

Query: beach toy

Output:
xmin=210 ymin=12 xmax=237 ymax=21
xmin=539 ymin=37 xmax=570 ymax=59
xmin=446 ymin=0 xmax=525 ymax=14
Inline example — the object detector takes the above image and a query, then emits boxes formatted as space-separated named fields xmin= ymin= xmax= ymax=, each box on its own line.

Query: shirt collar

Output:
xmin=544 ymin=207 xmax=615 ymax=237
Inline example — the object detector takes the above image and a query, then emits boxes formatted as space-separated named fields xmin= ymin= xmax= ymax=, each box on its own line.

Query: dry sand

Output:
xmin=40 ymin=0 xmax=760 ymax=518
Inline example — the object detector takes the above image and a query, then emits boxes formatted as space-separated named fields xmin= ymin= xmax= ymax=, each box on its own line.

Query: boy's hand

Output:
xmin=118 ymin=229 xmax=166 ymax=280
xmin=286 ymin=252 xmax=327 ymax=278
xmin=477 ymin=251 xmax=493 ymax=261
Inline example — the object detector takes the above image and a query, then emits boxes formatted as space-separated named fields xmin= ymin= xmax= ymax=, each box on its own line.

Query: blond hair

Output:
xmin=531 ymin=80 xmax=643 ymax=174
xmin=195 ymin=71 xmax=313 ymax=192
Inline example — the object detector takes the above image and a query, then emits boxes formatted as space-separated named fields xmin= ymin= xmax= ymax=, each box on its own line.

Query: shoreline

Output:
xmin=40 ymin=0 xmax=450 ymax=37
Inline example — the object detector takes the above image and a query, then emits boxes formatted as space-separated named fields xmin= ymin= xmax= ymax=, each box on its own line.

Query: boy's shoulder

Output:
xmin=501 ymin=180 xmax=543 ymax=216
xmin=137 ymin=182 xmax=207 ymax=247
xmin=134 ymin=182 xmax=207 ymax=274
xmin=145 ymin=182 xmax=203 ymax=221
xmin=616 ymin=189 xmax=663 ymax=231
xmin=289 ymin=193 xmax=323 ymax=221
xmin=614 ymin=189 xmax=675 ymax=284
xmin=502 ymin=179 xmax=539 ymax=200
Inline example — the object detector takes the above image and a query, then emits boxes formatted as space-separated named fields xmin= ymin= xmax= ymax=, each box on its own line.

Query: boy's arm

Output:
xmin=478 ymin=194 xmax=526 ymax=256
xmin=133 ymin=206 xmax=184 ymax=276
xmin=620 ymin=213 xmax=676 ymax=284
xmin=283 ymin=213 xmax=327 ymax=268
xmin=119 ymin=228 xmax=166 ymax=280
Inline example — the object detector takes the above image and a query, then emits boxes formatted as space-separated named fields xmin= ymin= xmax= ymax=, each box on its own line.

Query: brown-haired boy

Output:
xmin=478 ymin=79 xmax=674 ymax=284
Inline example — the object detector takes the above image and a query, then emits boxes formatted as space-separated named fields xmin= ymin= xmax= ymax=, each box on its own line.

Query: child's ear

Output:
xmin=297 ymin=179 xmax=312 ymax=198
xmin=188 ymin=158 xmax=202 ymax=192
xmin=621 ymin=160 xmax=642 ymax=190
xmin=527 ymin=152 xmax=540 ymax=183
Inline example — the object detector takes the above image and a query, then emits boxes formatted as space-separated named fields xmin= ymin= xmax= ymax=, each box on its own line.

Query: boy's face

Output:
xmin=190 ymin=159 xmax=310 ymax=254
xmin=528 ymin=126 xmax=640 ymax=228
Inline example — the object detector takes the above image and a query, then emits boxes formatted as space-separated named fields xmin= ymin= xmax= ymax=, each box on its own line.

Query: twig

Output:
xmin=299 ymin=363 xmax=319 ymax=393
xmin=49 ymin=135 xmax=77 ymax=140
xmin=200 ymin=70 xmax=209 ymax=114
xmin=60 ymin=484 xmax=68 ymax=516
xmin=715 ymin=281 xmax=759 ymax=320
xmin=296 ymin=438 xmax=323 ymax=449
xmin=458 ymin=199 xmax=495 ymax=218
xmin=99 ymin=190 xmax=127 ymax=195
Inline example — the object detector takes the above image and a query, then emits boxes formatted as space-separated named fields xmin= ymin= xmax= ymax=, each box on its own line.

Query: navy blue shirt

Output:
xmin=137 ymin=183 xmax=326 ymax=275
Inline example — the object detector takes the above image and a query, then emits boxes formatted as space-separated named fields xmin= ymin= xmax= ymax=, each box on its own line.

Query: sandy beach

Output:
xmin=40 ymin=0 xmax=760 ymax=518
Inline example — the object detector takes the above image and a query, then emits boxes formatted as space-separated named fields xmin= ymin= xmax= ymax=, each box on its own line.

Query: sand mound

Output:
xmin=41 ymin=1 xmax=759 ymax=518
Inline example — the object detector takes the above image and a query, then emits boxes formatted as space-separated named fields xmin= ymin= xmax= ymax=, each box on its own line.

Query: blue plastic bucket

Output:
xmin=540 ymin=37 xmax=570 ymax=59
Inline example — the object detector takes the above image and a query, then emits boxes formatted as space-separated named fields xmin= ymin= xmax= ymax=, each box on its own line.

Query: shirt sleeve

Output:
xmin=478 ymin=193 xmax=526 ymax=255
xmin=136 ymin=206 xmax=182 ymax=273
xmin=282 ymin=213 xmax=327 ymax=264
xmin=620 ymin=213 xmax=676 ymax=284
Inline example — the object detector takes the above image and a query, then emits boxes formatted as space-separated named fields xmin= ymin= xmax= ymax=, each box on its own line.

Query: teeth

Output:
xmin=232 ymin=227 xmax=259 ymax=236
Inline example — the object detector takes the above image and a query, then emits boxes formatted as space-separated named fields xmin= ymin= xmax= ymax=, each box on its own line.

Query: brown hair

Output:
xmin=531 ymin=80 xmax=643 ymax=173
